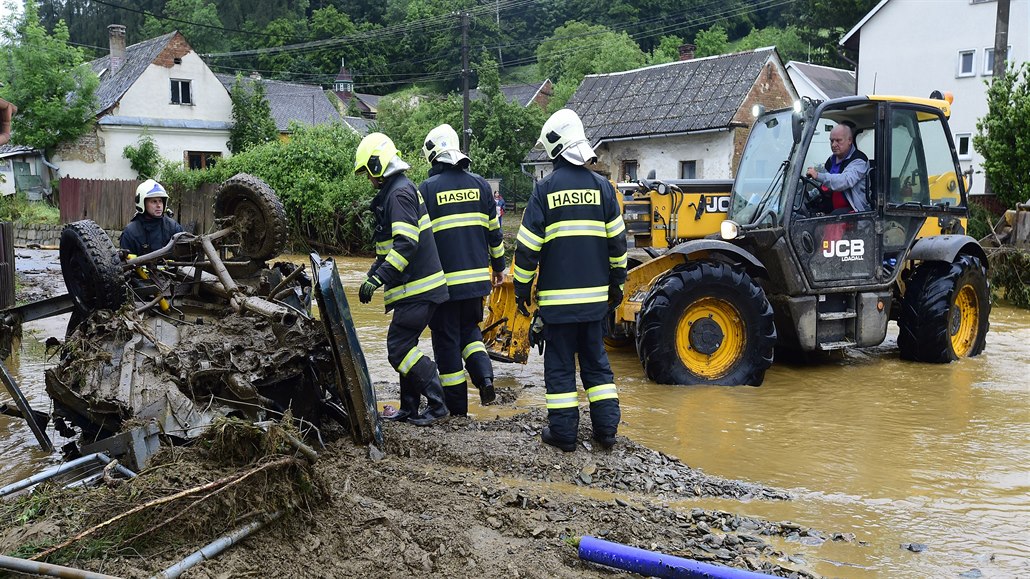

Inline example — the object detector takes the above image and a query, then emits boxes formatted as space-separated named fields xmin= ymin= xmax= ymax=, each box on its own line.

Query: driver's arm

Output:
xmin=813 ymin=158 xmax=868 ymax=192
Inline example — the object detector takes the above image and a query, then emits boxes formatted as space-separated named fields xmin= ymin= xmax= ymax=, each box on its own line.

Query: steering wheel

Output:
xmin=796 ymin=175 xmax=824 ymax=218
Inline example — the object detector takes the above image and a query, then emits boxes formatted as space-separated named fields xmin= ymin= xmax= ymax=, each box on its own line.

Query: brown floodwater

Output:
xmin=2 ymin=252 xmax=1027 ymax=578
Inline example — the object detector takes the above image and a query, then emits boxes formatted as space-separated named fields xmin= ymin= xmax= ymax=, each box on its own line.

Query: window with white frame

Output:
xmin=957 ymin=50 xmax=976 ymax=77
xmin=984 ymin=46 xmax=1011 ymax=75
xmin=170 ymin=79 xmax=193 ymax=105
xmin=955 ymin=133 xmax=972 ymax=160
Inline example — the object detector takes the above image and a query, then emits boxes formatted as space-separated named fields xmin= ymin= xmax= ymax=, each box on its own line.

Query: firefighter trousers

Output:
xmin=387 ymin=301 xmax=438 ymax=385
xmin=542 ymin=320 xmax=620 ymax=443
xmin=428 ymin=297 xmax=493 ymax=415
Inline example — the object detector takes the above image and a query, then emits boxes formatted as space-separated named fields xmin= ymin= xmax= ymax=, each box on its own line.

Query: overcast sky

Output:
xmin=0 ymin=1 xmax=23 ymax=25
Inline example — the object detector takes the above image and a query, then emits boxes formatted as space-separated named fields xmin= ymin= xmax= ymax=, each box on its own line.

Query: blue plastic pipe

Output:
xmin=577 ymin=535 xmax=776 ymax=579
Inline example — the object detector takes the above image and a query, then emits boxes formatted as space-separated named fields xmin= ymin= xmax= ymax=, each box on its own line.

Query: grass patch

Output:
xmin=0 ymin=192 xmax=60 ymax=225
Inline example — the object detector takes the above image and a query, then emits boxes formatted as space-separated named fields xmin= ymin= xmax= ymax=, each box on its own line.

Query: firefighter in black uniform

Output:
xmin=355 ymin=132 xmax=450 ymax=426
xmin=513 ymin=109 xmax=628 ymax=452
xmin=120 ymin=179 xmax=184 ymax=255
xmin=418 ymin=124 xmax=506 ymax=416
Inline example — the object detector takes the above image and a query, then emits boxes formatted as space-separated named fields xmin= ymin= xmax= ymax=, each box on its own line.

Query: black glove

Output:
xmin=515 ymin=292 xmax=531 ymax=317
xmin=528 ymin=310 xmax=545 ymax=355
xmin=608 ymin=283 xmax=624 ymax=310
xmin=358 ymin=275 xmax=382 ymax=304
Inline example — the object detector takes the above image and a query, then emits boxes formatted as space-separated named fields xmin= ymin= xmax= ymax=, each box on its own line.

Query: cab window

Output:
xmin=888 ymin=108 xmax=962 ymax=207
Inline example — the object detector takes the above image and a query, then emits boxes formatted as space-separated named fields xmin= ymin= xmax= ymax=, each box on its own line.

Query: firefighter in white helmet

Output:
xmin=355 ymin=132 xmax=451 ymax=427
xmin=513 ymin=108 xmax=627 ymax=452
xmin=417 ymin=123 xmax=506 ymax=416
xmin=120 ymin=179 xmax=183 ymax=255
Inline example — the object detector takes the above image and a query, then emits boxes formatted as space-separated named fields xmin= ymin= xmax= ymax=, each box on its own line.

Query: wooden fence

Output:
xmin=58 ymin=177 xmax=217 ymax=234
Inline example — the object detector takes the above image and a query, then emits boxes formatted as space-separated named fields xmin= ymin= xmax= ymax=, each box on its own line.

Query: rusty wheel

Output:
xmin=214 ymin=173 xmax=288 ymax=261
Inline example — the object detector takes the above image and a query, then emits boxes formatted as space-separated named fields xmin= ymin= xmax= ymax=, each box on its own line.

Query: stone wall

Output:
xmin=13 ymin=223 xmax=122 ymax=248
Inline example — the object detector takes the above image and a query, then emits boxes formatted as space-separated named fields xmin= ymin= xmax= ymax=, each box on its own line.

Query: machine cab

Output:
xmin=728 ymin=95 xmax=968 ymax=291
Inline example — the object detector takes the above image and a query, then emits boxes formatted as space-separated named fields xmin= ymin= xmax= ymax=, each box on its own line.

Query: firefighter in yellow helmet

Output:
xmin=417 ymin=123 xmax=506 ymax=416
xmin=120 ymin=179 xmax=184 ymax=255
xmin=354 ymin=132 xmax=450 ymax=426
xmin=513 ymin=109 xmax=627 ymax=451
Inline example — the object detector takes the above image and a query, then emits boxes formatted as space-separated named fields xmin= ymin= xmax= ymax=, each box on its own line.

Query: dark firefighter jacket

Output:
xmin=368 ymin=172 xmax=449 ymax=311
xmin=120 ymin=213 xmax=184 ymax=255
xmin=418 ymin=162 xmax=506 ymax=301
xmin=513 ymin=157 xmax=628 ymax=324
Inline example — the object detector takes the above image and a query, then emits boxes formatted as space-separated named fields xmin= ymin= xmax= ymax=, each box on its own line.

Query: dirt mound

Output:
xmin=0 ymin=410 xmax=826 ymax=578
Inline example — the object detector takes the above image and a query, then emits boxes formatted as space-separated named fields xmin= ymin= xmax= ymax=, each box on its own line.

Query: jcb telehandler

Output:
xmin=485 ymin=93 xmax=990 ymax=386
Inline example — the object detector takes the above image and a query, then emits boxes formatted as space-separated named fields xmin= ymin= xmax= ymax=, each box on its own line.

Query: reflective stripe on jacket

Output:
xmin=369 ymin=173 xmax=449 ymax=310
xmin=419 ymin=163 xmax=505 ymax=301
xmin=513 ymin=158 xmax=627 ymax=323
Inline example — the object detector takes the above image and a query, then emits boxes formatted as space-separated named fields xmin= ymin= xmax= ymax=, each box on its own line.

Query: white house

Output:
xmin=523 ymin=48 xmax=798 ymax=183
xmin=841 ymin=0 xmax=1029 ymax=196
xmin=786 ymin=61 xmax=856 ymax=101
xmin=52 ymin=25 xmax=234 ymax=179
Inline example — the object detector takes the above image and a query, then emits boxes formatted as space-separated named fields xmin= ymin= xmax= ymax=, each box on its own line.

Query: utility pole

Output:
xmin=461 ymin=10 xmax=470 ymax=154
xmin=993 ymin=0 xmax=1010 ymax=78
xmin=496 ymin=0 xmax=502 ymax=66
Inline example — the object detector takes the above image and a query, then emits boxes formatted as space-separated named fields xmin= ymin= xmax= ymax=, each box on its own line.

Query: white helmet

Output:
xmin=135 ymin=179 xmax=168 ymax=213
xmin=422 ymin=123 xmax=469 ymax=166
xmin=537 ymin=108 xmax=595 ymax=165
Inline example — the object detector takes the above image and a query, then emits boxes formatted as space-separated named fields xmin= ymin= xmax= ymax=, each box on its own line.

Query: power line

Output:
xmin=90 ymin=0 xmax=303 ymax=41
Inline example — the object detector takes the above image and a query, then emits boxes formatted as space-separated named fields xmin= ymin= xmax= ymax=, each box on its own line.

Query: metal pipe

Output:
xmin=0 ymin=360 xmax=53 ymax=452
xmin=153 ymin=511 xmax=283 ymax=579
xmin=0 ymin=554 xmax=124 ymax=579
xmin=267 ymin=264 xmax=304 ymax=299
xmin=199 ymin=237 xmax=296 ymax=326
xmin=577 ymin=535 xmax=775 ymax=579
xmin=0 ymin=453 xmax=136 ymax=497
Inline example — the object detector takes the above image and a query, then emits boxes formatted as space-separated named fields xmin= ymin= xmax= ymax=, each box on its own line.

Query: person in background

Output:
xmin=418 ymin=123 xmax=506 ymax=416
xmin=355 ymin=132 xmax=450 ymax=427
xmin=513 ymin=108 xmax=627 ymax=452
xmin=120 ymin=179 xmax=184 ymax=255
xmin=494 ymin=190 xmax=505 ymax=228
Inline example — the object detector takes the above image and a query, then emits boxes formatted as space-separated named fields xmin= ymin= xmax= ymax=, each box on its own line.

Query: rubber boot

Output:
xmin=408 ymin=362 xmax=450 ymax=427
xmin=443 ymin=382 xmax=468 ymax=417
xmin=383 ymin=375 xmax=419 ymax=422
xmin=541 ymin=426 xmax=576 ymax=452
xmin=477 ymin=377 xmax=496 ymax=405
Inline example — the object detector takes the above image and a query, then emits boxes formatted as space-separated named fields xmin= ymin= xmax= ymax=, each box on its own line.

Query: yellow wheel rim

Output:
xmin=949 ymin=284 xmax=979 ymax=357
xmin=675 ymin=297 xmax=746 ymax=379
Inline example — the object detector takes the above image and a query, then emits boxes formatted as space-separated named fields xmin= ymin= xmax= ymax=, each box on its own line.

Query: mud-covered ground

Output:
xmin=1 ymin=253 xmax=837 ymax=578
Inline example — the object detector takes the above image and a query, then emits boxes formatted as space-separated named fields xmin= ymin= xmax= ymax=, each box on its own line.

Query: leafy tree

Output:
xmin=227 ymin=75 xmax=279 ymax=154
xmin=694 ymin=25 xmax=729 ymax=58
xmin=974 ymin=62 xmax=1030 ymax=209
xmin=789 ymin=0 xmax=878 ymax=67
xmin=732 ymin=26 xmax=807 ymax=63
xmin=646 ymin=35 xmax=685 ymax=65
xmin=536 ymin=21 xmax=646 ymax=85
xmin=0 ymin=0 xmax=98 ymax=155
xmin=123 ymin=132 xmax=163 ymax=179
xmin=139 ymin=0 xmax=229 ymax=53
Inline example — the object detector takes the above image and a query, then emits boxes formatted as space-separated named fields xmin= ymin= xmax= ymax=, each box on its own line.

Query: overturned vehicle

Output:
xmin=45 ymin=174 xmax=380 ymax=458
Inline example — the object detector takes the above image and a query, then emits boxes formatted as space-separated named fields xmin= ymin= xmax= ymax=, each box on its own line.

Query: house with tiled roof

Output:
xmin=52 ymin=25 xmax=234 ymax=178
xmin=214 ymin=73 xmax=342 ymax=138
xmin=331 ymin=61 xmax=380 ymax=119
xmin=786 ymin=61 xmax=856 ymax=100
xmin=523 ymin=48 xmax=796 ymax=182
xmin=470 ymin=80 xmax=553 ymax=109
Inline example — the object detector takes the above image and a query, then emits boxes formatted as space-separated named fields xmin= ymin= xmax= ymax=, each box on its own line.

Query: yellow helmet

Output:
xmin=354 ymin=132 xmax=398 ymax=178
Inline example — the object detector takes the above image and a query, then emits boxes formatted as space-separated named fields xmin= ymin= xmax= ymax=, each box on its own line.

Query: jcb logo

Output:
xmin=822 ymin=239 xmax=865 ymax=261
xmin=704 ymin=195 xmax=730 ymax=214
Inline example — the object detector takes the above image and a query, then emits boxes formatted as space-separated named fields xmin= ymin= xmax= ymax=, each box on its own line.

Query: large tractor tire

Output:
xmin=635 ymin=261 xmax=776 ymax=386
xmin=214 ymin=173 xmax=288 ymax=261
xmin=59 ymin=220 xmax=125 ymax=314
xmin=898 ymin=254 xmax=990 ymax=362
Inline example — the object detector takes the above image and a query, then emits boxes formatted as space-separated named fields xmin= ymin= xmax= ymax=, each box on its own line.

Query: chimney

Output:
xmin=249 ymin=72 xmax=262 ymax=80
xmin=108 ymin=24 xmax=126 ymax=74
xmin=678 ymin=43 xmax=696 ymax=61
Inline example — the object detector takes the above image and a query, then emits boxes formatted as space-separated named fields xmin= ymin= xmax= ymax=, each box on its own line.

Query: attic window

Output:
xmin=171 ymin=79 xmax=193 ymax=105
xmin=173 ymin=57 xmax=182 ymax=65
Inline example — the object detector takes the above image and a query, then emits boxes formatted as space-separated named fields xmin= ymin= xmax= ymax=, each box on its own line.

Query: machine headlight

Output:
xmin=720 ymin=220 xmax=741 ymax=240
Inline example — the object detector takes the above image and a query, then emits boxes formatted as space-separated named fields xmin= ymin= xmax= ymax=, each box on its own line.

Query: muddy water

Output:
xmin=2 ymin=252 xmax=1027 ymax=578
